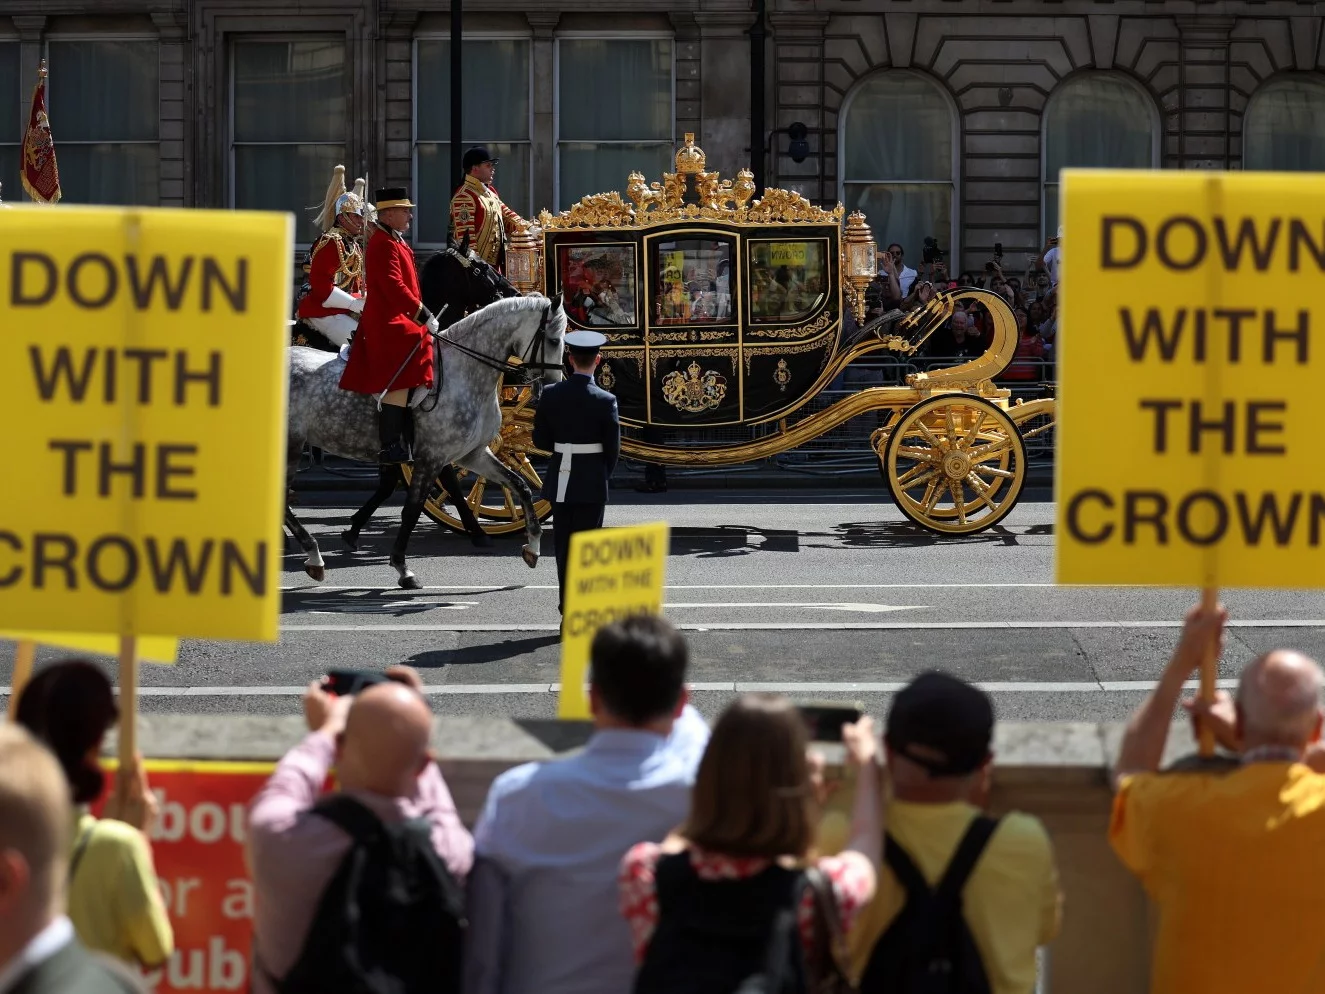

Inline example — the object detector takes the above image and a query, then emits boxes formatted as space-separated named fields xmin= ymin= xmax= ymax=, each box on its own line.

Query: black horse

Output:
xmin=332 ymin=236 xmax=523 ymax=551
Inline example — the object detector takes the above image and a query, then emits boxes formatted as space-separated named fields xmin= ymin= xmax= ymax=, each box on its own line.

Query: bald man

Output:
xmin=247 ymin=668 xmax=473 ymax=994
xmin=1110 ymin=602 xmax=1325 ymax=994
xmin=0 ymin=725 xmax=144 ymax=993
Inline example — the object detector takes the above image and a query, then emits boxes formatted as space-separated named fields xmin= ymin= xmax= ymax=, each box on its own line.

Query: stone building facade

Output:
xmin=2 ymin=0 xmax=1322 ymax=271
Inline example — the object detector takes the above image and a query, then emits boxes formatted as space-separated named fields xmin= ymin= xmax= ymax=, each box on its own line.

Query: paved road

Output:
xmin=4 ymin=490 xmax=1323 ymax=723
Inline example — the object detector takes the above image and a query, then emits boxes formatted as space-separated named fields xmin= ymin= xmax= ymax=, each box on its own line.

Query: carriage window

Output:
xmin=560 ymin=244 xmax=638 ymax=328
xmin=652 ymin=238 xmax=734 ymax=325
xmin=749 ymin=240 xmax=828 ymax=324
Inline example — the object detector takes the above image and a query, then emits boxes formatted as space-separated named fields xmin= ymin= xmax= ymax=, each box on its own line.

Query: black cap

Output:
xmin=463 ymin=146 xmax=499 ymax=173
xmin=374 ymin=187 xmax=415 ymax=209
xmin=885 ymin=671 xmax=993 ymax=777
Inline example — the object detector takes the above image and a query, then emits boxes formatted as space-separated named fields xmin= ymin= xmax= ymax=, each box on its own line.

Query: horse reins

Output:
xmin=429 ymin=305 xmax=561 ymax=378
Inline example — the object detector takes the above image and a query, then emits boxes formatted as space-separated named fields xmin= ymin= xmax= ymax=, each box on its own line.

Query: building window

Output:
xmin=1244 ymin=76 xmax=1325 ymax=172
xmin=415 ymin=38 xmax=531 ymax=246
xmin=231 ymin=37 xmax=346 ymax=241
xmin=0 ymin=44 xmax=18 ymax=203
xmin=1042 ymin=74 xmax=1157 ymax=238
xmin=841 ymin=71 xmax=955 ymax=270
xmin=556 ymin=37 xmax=673 ymax=210
xmin=47 ymin=40 xmax=159 ymax=205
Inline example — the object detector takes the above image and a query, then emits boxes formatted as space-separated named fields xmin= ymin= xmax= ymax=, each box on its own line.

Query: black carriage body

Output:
xmin=544 ymin=221 xmax=842 ymax=429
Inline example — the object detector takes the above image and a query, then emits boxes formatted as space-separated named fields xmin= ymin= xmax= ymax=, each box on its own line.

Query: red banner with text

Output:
xmin=95 ymin=760 xmax=275 ymax=993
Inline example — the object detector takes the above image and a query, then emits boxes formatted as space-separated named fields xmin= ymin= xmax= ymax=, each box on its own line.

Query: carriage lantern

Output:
xmin=506 ymin=222 xmax=542 ymax=294
xmin=843 ymin=211 xmax=876 ymax=325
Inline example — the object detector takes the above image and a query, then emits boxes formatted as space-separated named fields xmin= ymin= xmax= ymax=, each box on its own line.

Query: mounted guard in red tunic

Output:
xmin=339 ymin=187 xmax=439 ymax=464
xmin=296 ymin=164 xmax=367 ymax=349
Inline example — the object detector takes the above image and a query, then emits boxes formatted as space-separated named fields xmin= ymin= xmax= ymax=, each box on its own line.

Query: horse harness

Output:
xmin=418 ymin=303 xmax=559 ymax=413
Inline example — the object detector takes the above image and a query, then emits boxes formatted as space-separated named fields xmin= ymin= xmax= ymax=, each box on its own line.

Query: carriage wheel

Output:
xmin=883 ymin=395 xmax=1027 ymax=535
xmin=409 ymin=386 xmax=553 ymax=536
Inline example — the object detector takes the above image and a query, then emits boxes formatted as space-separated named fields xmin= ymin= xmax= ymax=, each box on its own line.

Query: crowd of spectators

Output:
xmin=4 ymin=601 xmax=1325 ymax=993
xmin=855 ymin=233 xmax=1062 ymax=385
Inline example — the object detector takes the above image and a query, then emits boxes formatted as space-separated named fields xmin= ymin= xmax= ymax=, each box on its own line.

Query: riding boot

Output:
xmin=378 ymin=404 xmax=413 ymax=465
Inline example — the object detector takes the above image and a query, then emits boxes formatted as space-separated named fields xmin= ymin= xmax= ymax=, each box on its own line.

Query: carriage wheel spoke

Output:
xmin=915 ymin=422 xmax=943 ymax=448
xmin=502 ymin=486 xmax=516 ymax=518
xmin=920 ymin=478 xmax=943 ymax=516
xmin=961 ymin=411 xmax=987 ymax=450
xmin=517 ymin=455 xmax=542 ymax=488
xmin=974 ymin=464 xmax=1016 ymax=480
xmin=944 ymin=407 xmax=958 ymax=442
xmin=969 ymin=437 xmax=1012 ymax=462
xmin=952 ymin=482 xmax=968 ymax=525
xmin=965 ymin=472 xmax=999 ymax=512
xmin=896 ymin=446 xmax=939 ymax=463
xmin=896 ymin=464 xmax=939 ymax=490
xmin=466 ymin=478 xmax=487 ymax=508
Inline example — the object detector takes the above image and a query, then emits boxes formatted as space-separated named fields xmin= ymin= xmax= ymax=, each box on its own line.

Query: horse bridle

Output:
xmin=444 ymin=244 xmax=521 ymax=299
xmin=429 ymin=305 xmax=562 ymax=382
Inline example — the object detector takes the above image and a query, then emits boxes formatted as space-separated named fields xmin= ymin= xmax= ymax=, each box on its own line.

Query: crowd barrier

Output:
xmin=85 ymin=713 xmax=1185 ymax=994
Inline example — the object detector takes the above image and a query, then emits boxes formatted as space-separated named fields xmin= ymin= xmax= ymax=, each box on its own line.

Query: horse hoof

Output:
xmin=521 ymin=548 xmax=539 ymax=569
xmin=470 ymin=532 xmax=494 ymax=549
xmin=305 ymin=564 xmax=325 ymax=582
xmin=341 ymin=529 xmax=359 ymax=552
xmin=399 ymin=573 xmax=422 ymax=590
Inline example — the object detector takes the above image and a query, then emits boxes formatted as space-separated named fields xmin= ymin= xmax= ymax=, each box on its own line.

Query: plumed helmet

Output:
xmin=335 ymin=189 xmax=364 ymax=217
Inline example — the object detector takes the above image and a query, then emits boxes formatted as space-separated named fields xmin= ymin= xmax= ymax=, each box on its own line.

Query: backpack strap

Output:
xmin=934 ymin=816 xmax=1001 ymax=905
xmin=883 ymin=831 xmax=930 ymax=895
xmin=311 ymin=794 xmax=387 ymax=844
xmin=68 ymin=820 xmax=96 ymax=885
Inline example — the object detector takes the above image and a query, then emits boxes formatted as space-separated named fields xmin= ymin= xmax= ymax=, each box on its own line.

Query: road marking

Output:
xmin=283 ymin=583 xmax=1071 ymax=592
xmin=274 ymin=619 xmax=1325 ymax=632
xmin=663 ymin=602 xmax=928 ymax=613
xmin=0 ymin=678 xmax=1240 ymax=697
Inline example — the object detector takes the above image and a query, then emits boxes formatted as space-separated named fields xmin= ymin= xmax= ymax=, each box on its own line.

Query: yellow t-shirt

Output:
xmin=1111 ymin=763 xmax=1325 ymax=994
xmin=68 ymin=811 xmax=174 ymax=968
xmin=847 ymin=801 xmax=1061 ymax=994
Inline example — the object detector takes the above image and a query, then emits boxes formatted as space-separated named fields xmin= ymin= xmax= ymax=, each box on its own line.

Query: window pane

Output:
xmin=57 ymin=143 xmax=160 ymax=206
xmin=558 ymin=39 xmax=671 ymax=142
xmin=558 ymin=142 xmax=671 ymax=210
xmin=415 ymin=141 xmax=531 ymax=244
xmin=416 ymin=40 xmax=530 ymax=142
xmin=48 ymin=41 xmax=159 ymax=142
xmin=0 ymin=44 xmax=19 ymax=140
xmin=749 ymin=241 xmax=828 ymax=324
xmin=1044 ymin=76 xmax=1154 ymax=174
xmin=844 ymin=73 xmax=952 ymax=181
xmin=233 ymin=39 xmax=346 ymax=143
xmin=1244 ymin=78 xmax=1325 ymax=171
xmin=561 ymin=244 xmax=638 ymax=328
xmin=0 ymin=147 xmax=18 ymax=204
xmin=651 ymin=238 xmax=734 ymax=325
xmin=844 ymin=183 xmax=951 ymax=269
xmin=234 ymin=144 xmax=346 ymax=237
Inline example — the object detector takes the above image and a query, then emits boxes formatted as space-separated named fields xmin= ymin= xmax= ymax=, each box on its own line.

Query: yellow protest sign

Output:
xmin=2 ymin=631 xmax=178 ymax=663
xmin=768 ymin=241 xmax=808 ymax=267
xmin=0 ymin=206 xmax=292 ymax=639
xmin=1056 ymin=170 xmax=1325 ymax=588
xmin=557 ymin=522 xmax=669 ymax=719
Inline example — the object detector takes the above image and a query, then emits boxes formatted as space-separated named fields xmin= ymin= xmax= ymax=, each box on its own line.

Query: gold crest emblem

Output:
xmin=662 ymin=361 xmax=728 ymax=412
xmin=598 ymin=362 xmax=616 ymax=390
xmin=773 ymin=359 xmax=792 ymax=392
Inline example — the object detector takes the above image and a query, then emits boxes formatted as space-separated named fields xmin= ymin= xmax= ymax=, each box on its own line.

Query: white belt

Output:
xmin=554 ymin=442 xmax=604 ymax=503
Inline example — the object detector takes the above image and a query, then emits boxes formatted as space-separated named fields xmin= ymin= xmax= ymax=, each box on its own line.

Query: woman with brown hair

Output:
xmin=15 ymin=660 xmax=174 ymax=972
xmin=620 ymin=693 xmax=883 ymax=993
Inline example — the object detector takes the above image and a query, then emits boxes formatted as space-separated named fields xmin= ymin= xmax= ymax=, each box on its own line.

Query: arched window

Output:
xmin=840 ymin=72 xmax=956 ymax=268
xmin=1042 ymin=74 xmax=1158 ymax=238
xmin=1244 ymin=76 xmax=1325 ymax=172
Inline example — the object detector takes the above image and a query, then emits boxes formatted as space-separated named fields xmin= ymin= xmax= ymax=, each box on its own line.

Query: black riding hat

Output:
xmin=463 ymin=146 xmax=499 ymax=173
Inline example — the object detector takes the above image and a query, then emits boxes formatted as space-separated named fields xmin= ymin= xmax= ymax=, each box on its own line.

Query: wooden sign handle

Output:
xmin=8 ymin=640 xmax=36 ymax=719
xmin=119 ymin=636 xmax=139 ymax=761
xmin=1198 ymin=587 xmax=1219 ymax=757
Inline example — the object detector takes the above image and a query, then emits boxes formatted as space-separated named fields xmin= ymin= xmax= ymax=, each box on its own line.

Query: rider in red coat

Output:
xmin=339 ymin=187 xmax=439 ymax=464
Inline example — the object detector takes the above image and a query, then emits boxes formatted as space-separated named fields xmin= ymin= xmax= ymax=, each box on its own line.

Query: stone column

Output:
xmin=382 ymin=12 xmax=419 ymax=195
xmin=694 ymin=11 xmax=755 ymax=180
xmin=526 ymin=12 xmax=560 ymax=215
xmin=768 ymin=11 xmax=829 ymax=204
xmin=151 ymin=12 xmax=189 ymax=207
xmin=669 ymin=12 xmax=701 ymax=150
xmin=1176 ymin=17 xmax=1235 ymax=170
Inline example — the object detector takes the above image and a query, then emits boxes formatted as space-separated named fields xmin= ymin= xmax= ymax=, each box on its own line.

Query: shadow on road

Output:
xmin=404 ymin=634 xmax=561 ymax=669
xmin=833 ymin=520 xmax=1054 ymax=548
xmin=281 ymin=587 xmax=520 ymax=617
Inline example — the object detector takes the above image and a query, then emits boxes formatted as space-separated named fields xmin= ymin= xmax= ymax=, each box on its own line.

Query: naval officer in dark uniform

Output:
xmin=533 ymin=330 xmax=621 ymax=614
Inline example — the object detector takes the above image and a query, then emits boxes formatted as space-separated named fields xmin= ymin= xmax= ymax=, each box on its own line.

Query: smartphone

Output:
xmin=323 ymin=669 xmax=391 ymax=697
xmin=796 ymin=701 xmax=865 ymax=742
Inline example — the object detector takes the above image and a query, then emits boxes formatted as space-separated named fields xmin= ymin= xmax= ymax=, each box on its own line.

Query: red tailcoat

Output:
xmin=339 ymin=225 xmax=435 ymax=395
xmin=297 ymin=227 xmax=364 ymax=320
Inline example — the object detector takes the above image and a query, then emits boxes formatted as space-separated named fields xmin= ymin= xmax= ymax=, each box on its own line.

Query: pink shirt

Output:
xmin=246 ymin=731 xmax=474 ymax=993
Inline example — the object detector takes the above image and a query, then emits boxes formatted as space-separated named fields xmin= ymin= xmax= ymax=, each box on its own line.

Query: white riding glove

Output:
xmin=348 ymin=294 xmax=365 ymax=314
xmin=426 ymin=315 xmax=440 ymax=336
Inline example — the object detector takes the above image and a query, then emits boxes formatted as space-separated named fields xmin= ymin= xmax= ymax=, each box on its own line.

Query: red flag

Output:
xmin=22 ymin=60 xmax=61 ymax=204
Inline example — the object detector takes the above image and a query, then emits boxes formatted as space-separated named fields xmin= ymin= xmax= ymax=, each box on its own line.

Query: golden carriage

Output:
xmin=419 ymin=135 xmax=1056 ymax=537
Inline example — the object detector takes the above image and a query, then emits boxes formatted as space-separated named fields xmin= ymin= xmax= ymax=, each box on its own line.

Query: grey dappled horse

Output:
xmin=285 ymin=294 xmax=567 ymax=588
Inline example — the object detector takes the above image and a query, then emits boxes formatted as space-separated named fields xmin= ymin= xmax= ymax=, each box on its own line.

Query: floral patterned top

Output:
xmin=619 ymin=842 xmax=873 ymax=965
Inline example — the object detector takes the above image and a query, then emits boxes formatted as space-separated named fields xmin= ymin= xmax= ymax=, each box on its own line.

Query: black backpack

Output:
xmin=858 ymin=817 xmax=1000 ymax=994
xmin=267 ymin=795 xmax=467 ymax=994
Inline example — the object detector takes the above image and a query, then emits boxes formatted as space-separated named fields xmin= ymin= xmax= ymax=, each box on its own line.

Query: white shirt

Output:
xmin=1043 ymin=246 xmax=1061 ymax=285
xmin=463 ymin=705 xmax=710 ymax=994
xmin=0 ymin=916 xmax=74 ymax=994
xmin=898 ymin=265 xmax=918 ymax=296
